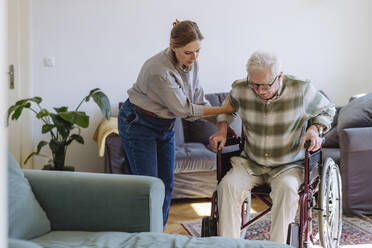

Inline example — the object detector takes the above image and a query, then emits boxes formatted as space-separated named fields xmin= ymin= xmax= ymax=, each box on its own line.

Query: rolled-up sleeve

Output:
xmin=148 ymin=73 xmax=204 ymax=118
xmin=217 ymin=92 xmax=239 ymax=124
xmin=303 ymin=83 xmax=336 ymax=132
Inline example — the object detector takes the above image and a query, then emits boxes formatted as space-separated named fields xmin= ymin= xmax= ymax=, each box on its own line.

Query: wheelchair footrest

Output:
xmin=287 ymin=222 xmax=300 ymax=248
xmin=201 ymin=216 xmax=217 ymax=237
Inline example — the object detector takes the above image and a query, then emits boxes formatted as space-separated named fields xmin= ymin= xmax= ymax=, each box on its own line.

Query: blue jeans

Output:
xmin=118 ymin=99 xmax=175 ymax=227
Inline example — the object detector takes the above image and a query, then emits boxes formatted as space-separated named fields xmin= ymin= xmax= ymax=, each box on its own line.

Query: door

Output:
xmin=7 ymin=0 xmax=32 ymax=168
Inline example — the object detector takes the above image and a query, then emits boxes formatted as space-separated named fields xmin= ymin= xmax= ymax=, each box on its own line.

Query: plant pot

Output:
xmin=42 ymin=164 xmax=75 ymax=171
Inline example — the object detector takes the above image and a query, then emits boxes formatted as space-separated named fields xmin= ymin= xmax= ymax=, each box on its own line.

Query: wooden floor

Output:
xmin=164 ymin=197 xmax=269 ymax=235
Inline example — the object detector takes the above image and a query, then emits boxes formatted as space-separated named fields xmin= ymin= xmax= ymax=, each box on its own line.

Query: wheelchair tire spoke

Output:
xmin=318 ymin=158 xmax=342 ymax=248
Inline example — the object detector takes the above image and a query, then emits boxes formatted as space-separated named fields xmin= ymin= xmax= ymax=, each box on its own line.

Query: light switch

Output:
xmin=43 ymin=57 xmax=55 ymax=67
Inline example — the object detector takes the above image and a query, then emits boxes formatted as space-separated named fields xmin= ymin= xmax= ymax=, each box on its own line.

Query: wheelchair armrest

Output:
xmin=225 ymin=136 xmax=242 ymax=146
xmin=306 ymin=149 xmax=322 ymax=171
xmin=217 ymin=143 xmax=242 ymax=182
xmin=226 ymin=126 xmax=238 ymax=138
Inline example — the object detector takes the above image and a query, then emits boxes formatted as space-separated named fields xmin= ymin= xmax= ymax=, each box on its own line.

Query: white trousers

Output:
xmin=217 ymin=163 xmax=303 ymax=244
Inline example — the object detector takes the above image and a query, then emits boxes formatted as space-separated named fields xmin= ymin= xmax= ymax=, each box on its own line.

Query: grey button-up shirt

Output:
xmin=127 ymin=48 xmax=209 ymax=120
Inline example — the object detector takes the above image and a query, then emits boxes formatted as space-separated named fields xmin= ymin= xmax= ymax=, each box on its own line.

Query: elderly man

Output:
xmin=209 ymin=51 xmax=336 ymax=244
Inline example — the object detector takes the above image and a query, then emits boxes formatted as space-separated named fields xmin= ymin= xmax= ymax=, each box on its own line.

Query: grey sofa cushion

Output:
xmin=175 ymin=143 xmax=216 ymax=173
xmin=8 ymin=153 xmax=51 ymax=240
xmin=337 ymin=92 xmax=372 ymax=134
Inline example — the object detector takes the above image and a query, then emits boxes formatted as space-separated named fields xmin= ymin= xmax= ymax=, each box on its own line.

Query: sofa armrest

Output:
xmin=339 ymin=127 xmax=372 ymax=215
xmin=9 ymin=239 xmax=42 ymax=248
xmin=340 ymin=127 xmax=372 ymax=153
xmin=24 ymin=170 xmax=164 ymax=233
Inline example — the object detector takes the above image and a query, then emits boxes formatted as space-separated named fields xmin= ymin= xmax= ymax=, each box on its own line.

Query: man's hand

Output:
xmin=209 ymin=122 xmax=228 ymax=151
xmin=300 ymin=125 xmax=323 ymax=151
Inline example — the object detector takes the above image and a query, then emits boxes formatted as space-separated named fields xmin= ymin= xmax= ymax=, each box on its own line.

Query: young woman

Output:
xmin=118 ymin=20 xmax=234 ymax=228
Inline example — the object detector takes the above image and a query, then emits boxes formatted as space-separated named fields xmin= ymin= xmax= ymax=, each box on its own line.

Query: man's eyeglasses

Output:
xmin=247 ymin=75 xmax=278 ymax=90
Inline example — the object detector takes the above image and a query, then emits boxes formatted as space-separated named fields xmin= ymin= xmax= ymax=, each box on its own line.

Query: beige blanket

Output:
xmin=93 ymin=117 xmax=119 ymax=157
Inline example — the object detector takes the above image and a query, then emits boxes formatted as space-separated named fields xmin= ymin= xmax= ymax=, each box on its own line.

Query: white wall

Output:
xmin=1 ymin=0 xmax=8 ymax=245
xmin=31 ymin=0 xmax=372 ymax=172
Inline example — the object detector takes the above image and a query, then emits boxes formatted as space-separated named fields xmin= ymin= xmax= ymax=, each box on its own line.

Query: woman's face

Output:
xmin=170 ymin=40 xmax=201 ymax=67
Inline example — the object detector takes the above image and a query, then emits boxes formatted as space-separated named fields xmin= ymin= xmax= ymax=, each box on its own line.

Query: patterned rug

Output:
xmin=182 ymin=214 xmax=372 ymax=246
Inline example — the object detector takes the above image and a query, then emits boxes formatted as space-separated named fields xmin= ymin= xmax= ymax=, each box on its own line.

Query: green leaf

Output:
xmin=29 ymin=96 xmax=42 ymax=104
xmin=12 ymin=106 xmax=24 ymax=120
xmin=67 ymin=134 xmax=84 ymax=145
xmin=23 ymin=152 xmax=38 ymax=165
xmin=15 ymin=99 xmax=27 ymax=105
xmin=54 ymin=106 xmax=68 ymax=113
xmin=36 ymin=141 xmax=48 ymax=153
xmin=50 ymin=113 xmax=73 ymax=139
xmin=59 ymin=111 xmax=89 ymax=128
xmin=36 ymin=109 xmax=50 ymax=119
xmin=91 ymin=91 xmax=111 ymax=119
xmin=7 ymin=105 xmax=18 ymax=126
xmin=85 ymin=88 xmax=99 ymax=102
xmin=89 ymin=88 xmax=100 ymax=95
xmin=24 ymin=141 xmax=48 ymax=164
xmin=16 ymin=96 xmax=42 ymax=105
xmin=7 ymin=96 xmax=43 ymax=125
xmin=42 ymin=124 xmax=54 ymax=134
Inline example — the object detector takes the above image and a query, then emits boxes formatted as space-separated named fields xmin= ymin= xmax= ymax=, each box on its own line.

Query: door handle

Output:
xmin=8 ymin=64 xmax=15 ymax=89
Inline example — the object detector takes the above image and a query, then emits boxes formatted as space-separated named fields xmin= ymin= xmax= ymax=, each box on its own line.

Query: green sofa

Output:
xmin=8 ymin=153 xmax=289 ymax=248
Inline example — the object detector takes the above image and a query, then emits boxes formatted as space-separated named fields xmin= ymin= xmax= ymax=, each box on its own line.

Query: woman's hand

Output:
xmin=202 ymin=97 xmax=236 ymax=117
xmin=222 ymin=97 xmax=235 ymax=113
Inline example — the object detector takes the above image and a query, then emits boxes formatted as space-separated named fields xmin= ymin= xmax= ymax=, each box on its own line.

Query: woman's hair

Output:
xmin=246 ymin=51 xmax=280 ymax=79
xmin=170 ymin=20 xmax=204 ymax=48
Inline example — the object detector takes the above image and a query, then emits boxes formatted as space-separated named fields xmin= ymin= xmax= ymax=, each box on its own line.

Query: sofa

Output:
xmin=322 ymin=92 xmax=372 ymax=215
xmin=105 ymin=93 xmax=242 ymax=199
xmin=8 ymin=152 xmax=289 ymax=248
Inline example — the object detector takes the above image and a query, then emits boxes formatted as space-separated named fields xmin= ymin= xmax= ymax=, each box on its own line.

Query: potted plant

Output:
xmin=7 ymin=88 xmax=111 ymax=171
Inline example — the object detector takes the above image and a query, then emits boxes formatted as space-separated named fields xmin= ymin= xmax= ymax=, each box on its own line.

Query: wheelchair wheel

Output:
xmin=240 ymin=195 xmax=251 ymax=238
xmin=318 ymin=158 xmax=342 ymax=248
xmin=201 ymin=216 xmax=217 ymax=237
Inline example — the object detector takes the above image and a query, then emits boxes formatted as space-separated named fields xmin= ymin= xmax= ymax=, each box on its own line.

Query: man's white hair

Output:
xmin=246 ymin=51 xmax=280 ymax=79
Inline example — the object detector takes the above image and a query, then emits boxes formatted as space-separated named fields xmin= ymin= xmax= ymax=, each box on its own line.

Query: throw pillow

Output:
xmin=8 ymin=152 xmax=51 ymax=240
xmin=323 ymin=127 xmax=339 ymax=148
xmin=323 ymin=107 xmax=341 ymax=148
xmin=182 ymin=93 xmax=228 ymax=145
xmin=337 ymin=92 xmax=372 ymax=134
xmin=183 ymin=118 xmax=218 ymax=145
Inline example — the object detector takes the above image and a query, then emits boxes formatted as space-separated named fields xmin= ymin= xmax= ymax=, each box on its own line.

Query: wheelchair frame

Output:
xmin=201 ymin=137 xmax=342 ymax=248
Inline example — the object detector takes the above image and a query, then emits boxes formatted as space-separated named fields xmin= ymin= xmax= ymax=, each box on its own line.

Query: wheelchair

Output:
xmin=201 ymin=135 xmax=342 ymax=248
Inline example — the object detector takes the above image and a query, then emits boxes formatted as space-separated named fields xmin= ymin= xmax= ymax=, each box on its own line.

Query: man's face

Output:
xmin=170 ymin=40 xmax=201 ymax=67
xmin=248 ymin=68 xmax=281 ymax=100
